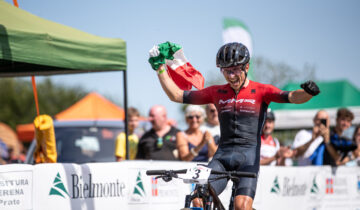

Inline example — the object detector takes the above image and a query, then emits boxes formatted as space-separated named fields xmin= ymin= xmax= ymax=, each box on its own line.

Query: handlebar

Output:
xmin=146 ymin=169 xmax=187 ymax=176
xmin=211 ymin=170 xmax=257 ymax=178
xmin=146 ymin=169 xmax=256 ymax=178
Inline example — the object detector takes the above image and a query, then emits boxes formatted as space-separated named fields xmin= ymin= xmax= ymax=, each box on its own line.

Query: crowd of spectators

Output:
xmin=119 ymin=105 xmax=359 ymax=167
xmin=0 ymin=139 xmax=26 ymax=165
xmin=1 ymin=104 xmax=358 ymax=167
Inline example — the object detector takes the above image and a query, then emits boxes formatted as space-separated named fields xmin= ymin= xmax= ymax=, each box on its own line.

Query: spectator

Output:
xmin=324 ymin=108 xmax=354 ymax=166
xmin=200 ymin=104 xmax=220 ymax=145
xmin=302 ymin=108 xmax=355 ymax=166
xmin=136 ymin=105 xmax=180 ymax=160
xmin=115 ymin=107 xmax=140 ymax=161
xmin=292 ymin=110 xmax=330 ymax=166
xmin=260 ymin=111 xmax=293 ymax=166
xmin=346 ymin=125 xmax=360 ymax=166
xmin=0 ymin=139 xmax=8 ymax=164
xmin=177 ymin=105 xmax=217 ymax=162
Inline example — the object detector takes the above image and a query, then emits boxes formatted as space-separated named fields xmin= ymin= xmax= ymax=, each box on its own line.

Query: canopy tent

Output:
xmin=0 ymin=0 xmax=126 ymax=76
xmin=270 ymin=80 xmax=360 ymax=129
xmin=55 ymin=92 xmax=125 ymax=121
xmin=0 ymin=1 xmax=131 ymax=158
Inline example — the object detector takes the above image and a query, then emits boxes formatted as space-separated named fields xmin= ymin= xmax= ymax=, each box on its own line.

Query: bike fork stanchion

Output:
xmin=205 ymin=195 xmax=212 ymax=210
xmin=184 ymin=195 xmax=192 ymax=208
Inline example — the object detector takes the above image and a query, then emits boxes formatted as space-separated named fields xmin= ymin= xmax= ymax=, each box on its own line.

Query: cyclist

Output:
xmin=148 ymin=42 xmax=320 ymax=210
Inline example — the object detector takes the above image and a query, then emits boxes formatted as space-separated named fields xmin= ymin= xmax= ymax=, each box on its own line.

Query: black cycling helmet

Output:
xmin=216 ymin=42 xmax=250 ymax=68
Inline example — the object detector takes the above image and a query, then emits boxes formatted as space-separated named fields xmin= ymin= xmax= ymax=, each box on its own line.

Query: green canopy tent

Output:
xmin=270 ymin=80 xmax=360 ymax=129
xmin=0 ymin=1 xmax=131 ymax=158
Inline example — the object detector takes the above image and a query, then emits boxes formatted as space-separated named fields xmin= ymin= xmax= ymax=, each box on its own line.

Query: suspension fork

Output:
xmin=184 ymin=185 xmax=208 ymax=209
xmin=205 ymin=195 xmax=213 ymax=210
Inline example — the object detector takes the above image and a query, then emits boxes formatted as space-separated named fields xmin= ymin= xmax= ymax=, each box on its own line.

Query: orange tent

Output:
xmin=16 ymin=92 xmax=125 ymax=142
xmin=16 ymin=123 xmax=35 ymax=142
xmin=55 ymin=92 xmax=124 ymax=121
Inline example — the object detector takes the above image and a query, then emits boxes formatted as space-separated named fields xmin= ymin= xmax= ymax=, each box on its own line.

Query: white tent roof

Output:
xmin=274 ymin=106 xmax=360 ymax=129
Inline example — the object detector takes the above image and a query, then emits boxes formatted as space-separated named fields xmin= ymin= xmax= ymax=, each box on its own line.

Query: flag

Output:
xmin=222 ymin=18 xmax=255 ymax=80
xmin=149 ymin=42 xmax=204 ymax=90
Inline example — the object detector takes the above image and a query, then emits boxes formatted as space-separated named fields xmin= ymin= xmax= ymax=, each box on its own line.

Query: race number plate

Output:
xmin=182 ymin=165 xmax=211 ymax=184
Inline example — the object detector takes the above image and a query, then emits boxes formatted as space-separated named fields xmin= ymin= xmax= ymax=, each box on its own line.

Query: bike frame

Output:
xmin=146 ymin=168 xmax=256 ymax=210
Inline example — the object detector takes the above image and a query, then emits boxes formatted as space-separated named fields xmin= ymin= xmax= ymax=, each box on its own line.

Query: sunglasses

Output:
xmin=220 ymin=66 xmax=245 ymax=75
xmin=187 ymin=115 xmax=201 ymax=120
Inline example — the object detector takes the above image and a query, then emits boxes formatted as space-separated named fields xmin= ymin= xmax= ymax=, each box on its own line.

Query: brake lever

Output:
xmin=162 ymin=176 xmax=173 ymax=182
xmin=153 ymin=170 xmax=180 ymax=182
xmin=154 ymin=175 xmax=173 ymax=182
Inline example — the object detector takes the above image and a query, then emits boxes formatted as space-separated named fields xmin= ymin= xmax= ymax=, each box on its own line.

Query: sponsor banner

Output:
xmin=33 ymin=161 xmax=197 ymax=210
xmin=126 ymin=161 xmax=195 ymax=210
xmin=33 ymin=163 xmax=128 ymax=210
xmin=254 ymin=166 xmax=360 ymax=210
xmin=1 ymin=162 xmax=360 ymax=210
xmin=0 ymin=164 xmax=33 ymax=210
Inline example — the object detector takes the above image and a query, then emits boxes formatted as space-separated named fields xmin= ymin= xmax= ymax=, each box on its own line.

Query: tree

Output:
xmin=0 ymin=78 xmax=87 ymax=129
xmin=253 ymin=56 xmax=317 ymax=88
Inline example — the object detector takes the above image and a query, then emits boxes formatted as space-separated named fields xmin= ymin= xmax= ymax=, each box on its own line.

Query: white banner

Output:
xmin=33 ymin=161 xmax=197 ymax=210
xmin=0 ymin=164 xmax=33 ymax=210
xmin=1 ymin=162 xmax=360 ymax=210
xmin=253 ymin=166 xmax=360 ymax=210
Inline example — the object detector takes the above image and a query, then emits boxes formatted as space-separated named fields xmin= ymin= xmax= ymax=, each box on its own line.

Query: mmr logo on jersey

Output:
xmin=218 ymin=98 xmax=256 ymax=105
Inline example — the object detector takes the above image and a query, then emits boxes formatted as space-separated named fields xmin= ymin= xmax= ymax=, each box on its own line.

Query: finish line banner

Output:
xmin=0 ymin=162 xmax=359 ymax=210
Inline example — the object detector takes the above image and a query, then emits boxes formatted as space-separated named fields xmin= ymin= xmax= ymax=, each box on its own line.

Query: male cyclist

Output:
xmin=149 ymin=42 xmax=320 ymax=210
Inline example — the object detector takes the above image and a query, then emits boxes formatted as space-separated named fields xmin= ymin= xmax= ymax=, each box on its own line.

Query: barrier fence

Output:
xmin=0 ymin=161 xmax=359 ymax=210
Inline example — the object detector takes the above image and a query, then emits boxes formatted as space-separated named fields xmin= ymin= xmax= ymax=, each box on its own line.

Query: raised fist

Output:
xmin=300 ymin=80 xmax=320 ymax=96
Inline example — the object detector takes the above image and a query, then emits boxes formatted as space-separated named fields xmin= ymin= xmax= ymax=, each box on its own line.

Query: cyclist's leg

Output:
xmin=206 ymin=152 xmax=229 ymax=195
xmin=232 ymin=146 xmax=259 ymax=210
xmin=234 ymin=195 xmax=253 ymax=210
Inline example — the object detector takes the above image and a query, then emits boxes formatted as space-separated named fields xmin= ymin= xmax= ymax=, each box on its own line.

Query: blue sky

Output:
xmin=6 ymin=0 xmax=360 ymax=129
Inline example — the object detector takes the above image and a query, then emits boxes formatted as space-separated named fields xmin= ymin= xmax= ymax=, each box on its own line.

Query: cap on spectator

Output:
xmin=266 ymin=111 xmax=275 ymax=121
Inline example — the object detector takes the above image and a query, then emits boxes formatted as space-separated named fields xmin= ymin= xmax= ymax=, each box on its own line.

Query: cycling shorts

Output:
xmin=207 ymin=144 xmax=260 ymax=199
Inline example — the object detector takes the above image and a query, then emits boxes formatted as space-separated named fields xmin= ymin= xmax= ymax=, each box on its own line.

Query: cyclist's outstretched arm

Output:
xmin=289 ymin=80 xmax=320 ymax=104
xmin=156 ymin=64 xmax=184 ymax=103
xmin=288 ymin=89 xmax=312 ymax=104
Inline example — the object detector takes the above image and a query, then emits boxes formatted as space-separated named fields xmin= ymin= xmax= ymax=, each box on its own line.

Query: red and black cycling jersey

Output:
xmin=183 ymin=80 xmax=290 ymax=146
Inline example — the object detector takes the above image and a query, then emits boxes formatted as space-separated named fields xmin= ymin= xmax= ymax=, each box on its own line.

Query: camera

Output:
xmin=320 ymin=119 xmax=327 ymax=126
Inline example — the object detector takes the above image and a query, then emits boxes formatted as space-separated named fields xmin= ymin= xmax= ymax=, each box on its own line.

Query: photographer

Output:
xmin=292 ymin=110 xmax=330 ymax=165
xmin=293 ymin=108 xmax=355 ymax=166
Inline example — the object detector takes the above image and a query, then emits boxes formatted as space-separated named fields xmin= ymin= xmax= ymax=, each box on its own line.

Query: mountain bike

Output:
xmin=146 ymin=165 xmax=257 ymax=210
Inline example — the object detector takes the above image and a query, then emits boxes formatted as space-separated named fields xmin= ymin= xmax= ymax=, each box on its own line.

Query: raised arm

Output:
xmin=149 ymin=45 xmax=184 ymax=103
xmin=156 ymin=64 xmax=184 ymax=103
xmin=289 ymin=80 xmax=320 ymax=104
